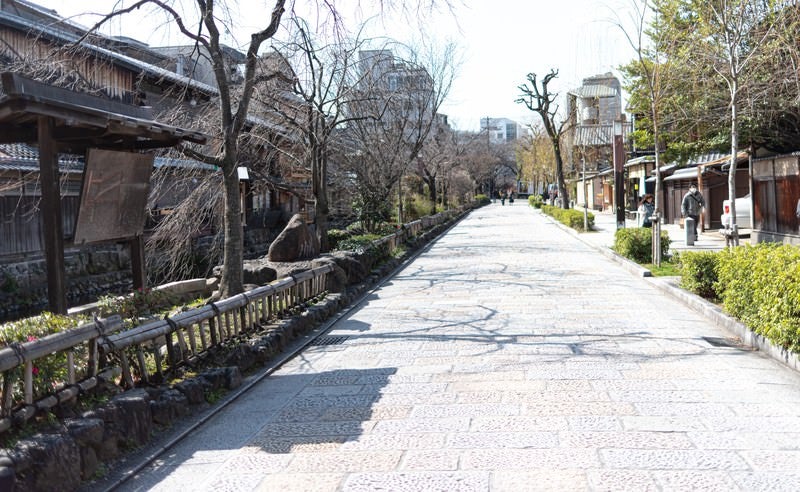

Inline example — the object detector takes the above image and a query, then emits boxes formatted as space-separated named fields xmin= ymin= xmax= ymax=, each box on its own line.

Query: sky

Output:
xmin=33 ymin=0 xmax=639 ymax=132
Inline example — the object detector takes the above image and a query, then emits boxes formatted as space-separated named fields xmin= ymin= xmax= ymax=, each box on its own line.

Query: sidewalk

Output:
xmin=578 ymin=208 xmax=743 ymax=254
xmin=112 ymin=202 xmax=800 ymax=492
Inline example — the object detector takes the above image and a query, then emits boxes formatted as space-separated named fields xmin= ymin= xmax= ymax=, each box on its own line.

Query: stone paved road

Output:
xmin=119 ymin=203 xmax=800 ymax=491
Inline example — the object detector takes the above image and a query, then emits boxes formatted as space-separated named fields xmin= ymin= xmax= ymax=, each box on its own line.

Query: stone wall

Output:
xmin=0 ymin=245 xmax=132 ymax=322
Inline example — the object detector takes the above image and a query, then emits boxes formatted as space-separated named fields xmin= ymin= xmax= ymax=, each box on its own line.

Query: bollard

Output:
xmin=685 ymin=217 xmax=695 ymax=246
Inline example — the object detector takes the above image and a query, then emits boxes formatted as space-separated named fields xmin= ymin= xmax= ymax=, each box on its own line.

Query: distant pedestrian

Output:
xmin=681 ymin=183 xmax=705 ymax=239
xmin=638 ymin=194 xmax=655 ymax=228
xmin=501 ymin=191 xmax=505 ymax=206
xmin=796 ymin=198 xmax=800 ymax=233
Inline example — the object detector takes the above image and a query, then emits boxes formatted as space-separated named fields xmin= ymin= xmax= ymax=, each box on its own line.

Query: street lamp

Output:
xmin=612 ymin=119 xmax=626 ymax=229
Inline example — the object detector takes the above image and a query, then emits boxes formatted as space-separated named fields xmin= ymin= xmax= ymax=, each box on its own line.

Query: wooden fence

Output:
xmin=0 ymin=208 xmax=458 ymax=434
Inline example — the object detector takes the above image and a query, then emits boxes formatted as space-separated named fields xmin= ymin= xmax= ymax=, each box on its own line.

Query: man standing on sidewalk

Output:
xmin=681 ymin=183 xmax=705 ymax=239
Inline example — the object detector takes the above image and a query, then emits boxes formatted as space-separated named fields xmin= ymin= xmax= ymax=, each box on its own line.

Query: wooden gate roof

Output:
xmin=0 ymin=72 xmax=207 ymax=152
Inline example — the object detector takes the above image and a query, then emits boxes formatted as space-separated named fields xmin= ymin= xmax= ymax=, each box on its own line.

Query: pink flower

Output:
xmin=31 ymin=366 xmax=39 ymax=376
xmin=27 ymin=335 xmax=37 ymax=342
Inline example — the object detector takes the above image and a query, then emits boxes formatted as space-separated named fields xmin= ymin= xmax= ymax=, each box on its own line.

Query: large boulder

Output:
xmin=267 ymin=214 xmax=320 ymax=262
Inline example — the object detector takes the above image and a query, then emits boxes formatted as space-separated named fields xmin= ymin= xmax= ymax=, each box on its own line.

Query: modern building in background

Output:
xmin=480 ymin=117 xmax=526 ymax=144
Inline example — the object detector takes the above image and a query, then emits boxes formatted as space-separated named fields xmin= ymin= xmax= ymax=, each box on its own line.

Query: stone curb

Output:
xmin=535 ymin=207 xmax=800 ymax=375
xmin=649 ymin=277 xmax=800 ymax=372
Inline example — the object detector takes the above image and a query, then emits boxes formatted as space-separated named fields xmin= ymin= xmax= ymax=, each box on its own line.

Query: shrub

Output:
xmin=541 ymin=205 xmax=595 ymax=231
xmin=0 ymin=312 xmax=80 ymax=402
xmin=528 ymin=194 xmax=543 ymax=208
xmin=612 ymin=227 xmax=671 ymax=264
xmin=475 ymin=194 xmax=491 ymax=205
xmin=679 ymin=251 xmax=719 ymax=300
xmin=716 ymin=243 xmax=800 ymax=352
xmin=335 ymin=233 xmax=382 ymax=253
xmin=327 ymin=229 xmax=351 ymax=250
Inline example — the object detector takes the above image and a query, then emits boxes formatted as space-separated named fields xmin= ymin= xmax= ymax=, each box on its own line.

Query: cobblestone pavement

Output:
xmin=119 ymin=203 xmax=800 ymax=491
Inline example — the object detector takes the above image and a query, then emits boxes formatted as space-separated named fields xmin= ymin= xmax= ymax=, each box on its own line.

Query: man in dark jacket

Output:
xmin=681 ymin=183 xmax=705 ymax=239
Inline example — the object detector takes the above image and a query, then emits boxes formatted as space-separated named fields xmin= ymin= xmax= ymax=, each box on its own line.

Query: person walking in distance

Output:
xmin=681 ymin=183 xmax=705 ymax=240
xmin=638 ymin=194 xmax=655 ymax=228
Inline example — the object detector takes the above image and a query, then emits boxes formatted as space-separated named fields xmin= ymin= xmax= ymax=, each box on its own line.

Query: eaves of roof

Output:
xmin=0 ymin=10 xmax=218 ymax=96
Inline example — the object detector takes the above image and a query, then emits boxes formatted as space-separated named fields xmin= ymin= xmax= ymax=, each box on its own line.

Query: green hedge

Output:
xmin=528 ymin=194 xmax=543 ymax=209
xmin=715 ymin=243 xmax=800 ymax=352
xmin=679 ymin=251 xmax=719 ymax=300
xmin=612 ymin=227 xmax=671 ymax=264
xmin=475 ymin=194 xmax=491 ymax=205
xmin=541 ymin=205 xmax=594 ymax=231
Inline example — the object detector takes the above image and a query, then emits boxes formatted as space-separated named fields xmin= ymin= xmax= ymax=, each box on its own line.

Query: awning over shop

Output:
xmin=664 ymin=167 xmax=700 ymax=182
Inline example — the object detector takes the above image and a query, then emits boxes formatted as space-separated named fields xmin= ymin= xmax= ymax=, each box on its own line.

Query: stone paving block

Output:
xmin=504 ymin=390 xmax=611 ymax=403
xmin=607 ymin=390 xmax=708 ymax=403
xmin=702 ymin=415 xmax=800 ymax=433
xmin=399 ymin=450 xmax=459 ymax=471
xmin=560 ymin=431 xmax=694 ymax=449
xmin=622 ymin=416 xmax=710 ymax=432
xmin=285 ymin=450 xmax=402 ymax=473
xmin=339 ymin=433 xmax=447 ymax=451
xmin=455 ymin=391 xmax=505 ymax=403
xmin=342 ymin=471 xmax=490 ymax=491
xmin=448 ymin=380 xmax=547 ymax=393
xmin=446 ymin=431 xmax=558 ymax=449
xmin=360 ymin=382 xmax=448 ymax=394
xmin=567 ymin=416 xmax=624 ymax=431
xmin=430 ymin=370 xmax=526 ymax=382
xmin=244 ymin=435 xmax=352 ymax=454
xmin=591 ymin=379 xmax=678 ymax=391
xmin=410 ymin=403 xmax=521 ymax=418
xmin=651 ymin=470 xmax=740 ymax=491
xmin=728 ymin=402 xmax=799 ymax=417
xmin=740 ymin=450 xmax=800 ymax=471
xmin=255 ymin=473 xmax=345 ymax=492
xmin=634 ymin=402 xmax=735 ymax=417
xmin=318 ymin=405 xmax=411 ymax=421
xmin=524 ymin=401 xmax=637 ymax=416
xmin=372 ymin=417 xmax=470 ymax=433
xmin=297 ymin=384 xmax=365 ymax=397
xmin=461 ymin=448 xmax=600 ymax=470
xmin=490 ymin=469 xmax=589 ymax=491
xmin=471 ymin=415 xmax=570 ymax=432
xmin=372 ymin=392 xmax=458 ymax=405
xmin=257 ymin=420 xmax=375 ymax=437
xmin=586 ymin=469 xmax=658 ymax=491
xmin=730 ymin=471 xmax=800 ymax=491
xmin=600 ymin=449 xmax=750 ymax=470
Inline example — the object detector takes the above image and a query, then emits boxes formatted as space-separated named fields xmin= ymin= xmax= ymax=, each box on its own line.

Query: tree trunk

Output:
xmin=220 ymin=161 xmax=244 ymax=298
xmin=425 ymin=173 xmax=437 ymax=215
xmin=728 ymin=83 xmax=739 ymax=245
xmin=553 ymin=139 xmax=569 ymax=209
xmin=313 ymin=144 xmax=330 ymax=252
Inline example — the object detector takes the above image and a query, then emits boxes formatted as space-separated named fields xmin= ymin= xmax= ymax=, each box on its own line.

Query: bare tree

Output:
xmin=85 ymin=0 xmax=454 ymax=297
xmin=516 ymin=70 xmax=570 ymax=208
xmin=342 ymin=42 xmax=456 ymax=231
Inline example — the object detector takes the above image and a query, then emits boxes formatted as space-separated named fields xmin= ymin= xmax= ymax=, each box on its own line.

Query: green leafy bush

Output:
xmin=0 ymin=312 xmax=80 ymax=402
xmin=716 ymin=243 xmax=800 ymax=352
xmin=327 ymin=229 xmax=351 ymax=250
xmin=612 ymin=227 xmax=671 ymax=263
xmin=475 ymin=194 xmax=491 ymax=205
xmin=528 ymin=194 xmax=543 ymax=208
xmin=97 ymin=288 xmax=178 ymax=325
xmin=335 ymin=233 xmax=382 ymax=252
xmin=679 ymin=251 xmax=719 ymax=300
xmin=541 ymin=205 xmax=595 ymax=231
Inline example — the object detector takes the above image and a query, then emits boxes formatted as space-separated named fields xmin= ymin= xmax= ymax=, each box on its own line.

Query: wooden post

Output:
xmin=38 ymin=116 xmax=68 ymax=314
xmin=130 ymin=235 xmax=146 ymax=291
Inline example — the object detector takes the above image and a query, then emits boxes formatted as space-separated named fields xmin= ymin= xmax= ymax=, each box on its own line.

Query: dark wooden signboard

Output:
xmin=74 ymin=149 xmax=154 ymax=244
